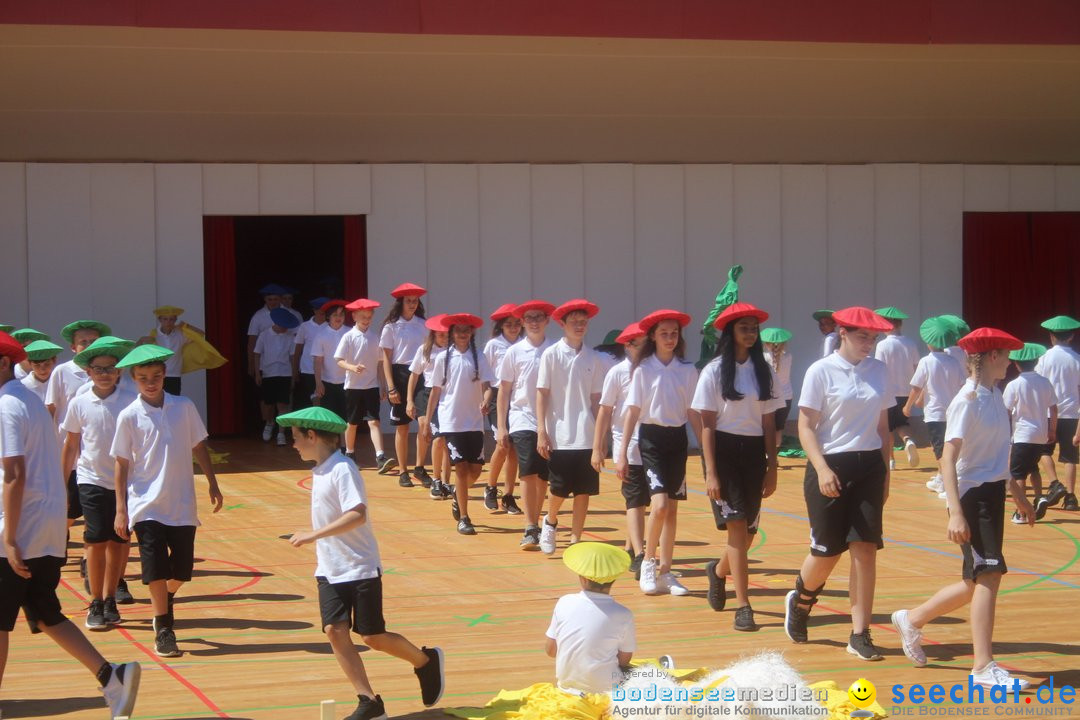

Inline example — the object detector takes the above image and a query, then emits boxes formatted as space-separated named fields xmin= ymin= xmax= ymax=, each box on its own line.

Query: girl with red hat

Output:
xmin=407 ymin=316 xmax=452 ymax=501
xmin=784 ymin=306 xmax=894 ymax=660
xmin=482 ymin=305 xmax=523 ymax=515
xmin=334 ymin=299 xmax=390 ymax=470
xmin=891 ymin=328 xmax=1033 ymax=691
xmin=310 ymin=301 xmax=349 ymax=422
xmin=380 ymin=283 xmax=429 ymax=488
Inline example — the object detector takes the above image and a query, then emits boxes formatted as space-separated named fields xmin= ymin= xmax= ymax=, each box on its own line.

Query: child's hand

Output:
xmin=536 ymin=431 xmax=551 ymax=459
xmin=615 ymin=458 xmax=629 ymax=481
xmin=1014 ymin=497 xmax=1036 ymax=527
xmin=254 ymin=372 xmax=262 ymax=386
xmin=816 ymin=467 xmax=841 ymax=498
xmin=1048 ymin=425 xmax=1057 ymax=444
xmin=946 ymin=509 xmax=970 ymax=544
xmin=114 ymin=511 xmax=130 ymax=541
xmin=3 ymin=543 xmax=30 ymax=579
xmin=208 ymin=484 xmax=224 ymax=513
xmin=422 ymin=422 xmax=433 ymax=441
xmin=591 ymin=449 xmax=605 ymax=473
xmin=314 ymin=382 xmax=325 ymax=398
xmin=1073 ymin=431 xmax=1080 ymax=447
xmin=762 ymin=465 xmax=778 ymax=498
xmin=406 ymin=402 xmax=417 ymax=419
xmin=496 ymin=428 xmax=509 ymax=448
xmin=705 ymin=471 xmax=722 ymax=501
xmin=290 ymin=530 xmax=316 ymax=547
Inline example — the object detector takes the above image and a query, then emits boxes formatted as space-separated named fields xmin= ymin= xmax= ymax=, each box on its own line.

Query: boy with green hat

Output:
xmin=813 ymin=310 xmax=838 ymax=357
xmin=1003 ymin=343 xmax=1057 ymax=522
xmin=110 ymin=345 xmax=224 ymax=658
xmin=279 ymin=406 xmax=444 ymax=720
xmin=874 ymin=307 xmax=921 ymax=470
xmin=20 ymin=339 xmax=64 ymax=404
xmin=906 ymin=317 xmax=965 ymax=497
xmin=10 ymin=328 xmax=50 ymax=380
xmin=62 ymin=337 xmax=139 ymax=629
xmin=1035 ymin=315 xmax=1080 ymax=511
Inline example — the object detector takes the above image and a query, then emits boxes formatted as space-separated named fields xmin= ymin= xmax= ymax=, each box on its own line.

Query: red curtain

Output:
xmin=343 ymin=215 xmax=368 ymax=300
xmin=203 ymin=216 xmax=241 ymax=436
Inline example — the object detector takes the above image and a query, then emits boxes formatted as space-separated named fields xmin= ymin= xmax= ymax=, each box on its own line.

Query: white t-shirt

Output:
xmin=0 ymin=379 xmax=67 ymax=560
xmin=254 ymin=327 xmax=295 ymax=378
xmin=20 ymin=372 xmax=48 ymax=403
xmin=945 ymin=345 xmax=967 ymax=368
xmin=1035 ymin=344 xmax=1080 ymax=419
xmin=597 ymin=350 xmax=620 ymax=375
xmin=822 ymin=332 xmax=838 ymax=357
xmin=798 ymin=353 xmax=894 ymax=454
xmin=946 ymin=379 xmax=1011 ymax=496
xmin=334 ymin=325 xmax=382 ymax=390
xmin=875 ymin=334 xmax=920 ymax=399
xmin=153 ymin=328 xmax=187 ymax=378
xmin=1002 ymin=372 xmax=1057 ymax=444
xmin=110 ymin=394 xmax=209 ymax=528
xmin=311 ymin=451 xmax=381 ymax=583
xmin=625 ymin=354 xmax=699 ymax=428
xmin=599 ymin=359 xmax=640 ymax=465
xmin=537 ymin=340 xmax=606 ymax=450
xmin=409 ymin=345 xmax=445 ymax=387
xmin=910 ymin=352 xmax=966 ymax=422
xmin=311 ymin=324 xmax=348 ymax=385
xmin=379 ymin=316 xmax=428 ymax=366
xmin=483 ymin=335 xmax=516 ymax=388
xmin=15 ymin=364 xmax=27 ymax=380
xmin=45 ymin=359 xmax=88 ymax=429
xmin=545 ymin=591 xmax=636 ymax=696
xmin=498 ymin=337 xmax=554 ymax=434
xmin=61 ymin=387 xmax=138 ymax=489
xmin=294 ymin=319 xmax=325 ymax=375
xmin=692 ymin=356 xmax=785 ymax=436
xmin=429 ymin=345 xmax=495 ymax=433
xmin=764 ymin=351 xmax=793 ymax=401
xmin=247 ymin=306 xmax=273 ymax=337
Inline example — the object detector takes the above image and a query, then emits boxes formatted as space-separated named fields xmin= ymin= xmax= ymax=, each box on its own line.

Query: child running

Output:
xmin=380 ymin=283 xmax=429 ymax=488
xmin=482 ymin=304 xmax=522 ymax=514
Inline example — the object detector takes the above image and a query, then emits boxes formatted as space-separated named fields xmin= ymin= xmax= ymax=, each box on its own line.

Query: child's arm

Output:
xmin=61 ymin=431 xmax=81 ymax=481
xmin=193 ymin=441 xmax=224 ymax=513
xmin=535 ymin=387 xmax=551 ymax=459
xmin=406 ymin=371 xmax=420 ymax=419
xmin=799 ymin=407 xmax=839 ymax=498
xmin=615 ymin=405 xmax=642 ymax=480
xmin=762 ymin=412 xmax=778 ymax=498
xmin=2 ymin=456 xmax=30 ymax=578
xmin=313 ymin=355 xmax=326 ymax=398
xmin=699 ymin=410 xmax=720 ymax=500
xmin=545 ymin=637 xmax=557 ymax=658
xmin=114 ymin=457 xmax=131 ymax=541
xmin=591 ymin=404 xmax=613 ymax=472
xmin=247 ymin=335 xmax=258 ymax=377
xmin=253 ymin=352 xmax=263 ymax=385
xmin=617 ymin=650 xmax=633 ymax=666
xmin=903 ymin=386 xmax=923 ymax=416
xmin=291 ymin=504 xmax=367 ymax=547
xmin=381 ymin=348 xmax=400 ymax=407
xmin=496 ymin=379 xmax=513 ymax=448
xmin=1049 ymin=403 xmax=1058 ymax=445
xmin=292 ymin=342 xmax=303 ymax=381
xmin=941 ymin=440 xmax=968 ymax=543
xmin=423 ymin=386 xmax=442 ymax=440
xmin=481 ymin=382 xmax=492 ymax=416
xmin=877 ymin=409 xmax=891 ymax=503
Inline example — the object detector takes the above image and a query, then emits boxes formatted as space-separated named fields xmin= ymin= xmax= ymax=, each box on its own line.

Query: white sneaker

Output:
xmin=276 ymin=431 xmax=287 ymax=446
xmin=889 ymin=458 xmax=896 ymax=470
xmin=639 ymin=558 xmax=659 ymax=595
xmin=539 ymin=521 xmax=557 ymax=554
xmin=971 ymin=661 xmax=1029 ymax=690
xmin=102 ymin=662 xmax=141 ymax=718
xmin=661 ymin=572 xmax=689 ymax=596
xmin=890 ymin=609 xmax=926 ymax=667
xmin=262 ymin=422 xmax=274 ymax=442
xmin=1010 ymin=511 xmax=1025 ymax=525
xmin=905 ymin=439 xmax=920 ymax=467
xmin=938 ymin=491 xmax=948 ymax=500
xmin=927 ymin=475 xmax=943 ymax=492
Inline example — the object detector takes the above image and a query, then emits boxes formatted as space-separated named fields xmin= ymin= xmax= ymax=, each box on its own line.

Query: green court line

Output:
xmin=1001 ymin=523 xmax=1080 ymax=595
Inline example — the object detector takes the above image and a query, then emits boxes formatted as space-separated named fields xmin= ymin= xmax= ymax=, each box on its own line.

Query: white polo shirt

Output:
xmin=1035 ymin=344 xmax=1080 ymax=420
xmin=692 ymin=357 xmax=785 ymax=436
xmin=21 ymin=372 xmax=48 ymax=404
xmin=61 ymin=386 xmax=137 ymax=489
xmin=765 ymin=351 xmax=793 ymax=401
xmin=379 ymin=316 xmax=427 ymax=366
xmin=798 ymin=352 xmax=894 ymax=454
xmin=311 ymin=451 xmax=381 ymax=583
xmin=429 ymin=345 xmax=494 ymax=433
xmin=1003 ymin=372 xmax=1057 ymax=444
xmin=110 ymin=393 xmax=209 ymax=528
xmin=311 ymin=324 xmax=348 ymax=385
xmin=946 ymin=379 xmax=1011 ymax=496
xmin=910 ymin=352 xmax=966 ymax=422
xmin=599 ymin=359 xmax=640 ymax=465
xmin=626 ymin=354 xmax=699 ymax=427
xmin=945 ymin=345 xmax=967 ymax=368
xmin=875 ymin=334 xmax=921 ymax=398
xmin=498 ymin=336 xmax=554 ymax=434
xmin=545 ymin=590 xmax=636 ymax=696
xmin=294 ymin=318 xmax=325 ymax=375
xmin=254 ymin=327 xmax=295 ymax=378
xmin=45 ymin=359 xmax=88 ymax=429
xmin=0 ymin=379 xmax=67 ymax=560
xmin=153 ymin=328 xmax=186 ymax=378
xmin=334 ymin=325 xmax=382 ymax=390
xmin=822 ymin=332 xmax=838 ymax=357
xmin=247 ymin=306 xmax=273 ymax=338
xmin=409 ymin=344 xmax=445 ymax=387
xmin=537 ymin=340 xmax=606 ymax=450
xmin=483 ymin=335 xmax=516 ymax=387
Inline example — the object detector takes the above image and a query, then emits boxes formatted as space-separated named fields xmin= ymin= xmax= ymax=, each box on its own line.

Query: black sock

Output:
xmin=154 ymin=613 xmax=172 ymax=631
xmin=96 ymin=661 xmax=112 ymax=687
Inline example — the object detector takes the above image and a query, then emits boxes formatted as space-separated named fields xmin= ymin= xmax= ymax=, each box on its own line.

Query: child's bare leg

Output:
xmin=360 ymin=632 xmax=427 ymax=667
xmin=970 ymin=572 xmax=1002 ymax=671
xmin=487 ymin=443 xmax=507 ymax=488
xmin=86 ymin=542 xmax=106 ymax=600
xmin=326 ymin=622 xmax=375 ymax=697
xmin=104 ymin=541 xmax=127 ymax=597
xmin=546 ymin=494 xmax=567 ymax=526
xmin=503 ymin=451 xmax=519 ymax=496
xmin=726 ymin=520 xmax=750 ymax=606
xmin=366 ymin=420 xmax=385 ymax=456
xmin=345 ymin=424 xmax=359 ymax=454
xmin=658 ymin=501 xmax=678 ymax=574
xmin=644 ymin=495 xmax=669 ymax=564
xmin=908 ymin=579 xmax=974 ymax=628
xmin=569 ymin=494 xmax=589 ymax=543
xmin=626 ymin=506 xmax=645 ymax=556
xmin=394 ymin=425 xmax=409 ymax=469
xmin=39 ymin=621 xmax=108 ymax=675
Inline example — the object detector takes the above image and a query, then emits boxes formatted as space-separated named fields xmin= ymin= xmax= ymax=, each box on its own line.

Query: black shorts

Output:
xmin=260 ymin=375 xmax=292 ymax=405
xmin=713 ymin=431 xmax=767 ymax=534
xmin=133 ymin=521 xmax=197 ymax=584
xmin=487 ymin=387 xmax=505 ymax=434
xmin=804 ymin=450 xmax=886 ymax=557
xmin=1054 ymin=418 xmax=1079 ymax=464
xmin=926 ymin=421 xmax=947 ymax=460
xmin=317 ymin=574 xmax=386 ymax=635
xmin=548 ymin=449 xmax=600 ymax=498
xmin=163 ymin=376 xmax=182 ymax=396
xmin=639 ymin=423 xmax=688 ymax=500
xmin=621 ymin=465 xmax=650 ymax=509
xmin=0 ymin=555 xmax=66 ymax=633
xmin=443 ymin=431 xmax=485 ymax=466
xmin=293 ymin=372 xmax=316 ymax=410
xmin=321 ymin=381 xmax=346 ymax=420
xmin=388 ymin=364 xmax=414 ymax=427
xmin=66 ymin=470 xmax=82 ymax=520
xmin=345 ymin=387 xmax=381 ymax=424
xmin=1010 ymin=442 xmax=1046 ymax=480
xmin=888 ymin=398 xmax=910 ymax=432
xmin=78 ymin=484 xmax=126 ymax=544
xmin=960 ymin=480 xmax=1008 ymax=580
xmin=430 ymin=407 xmax=443 ymax=438
xmin=511 ymin=430 xmax=549 ymax=480
xmin=774 ymin=400 xmax=792 ymax=433
xmin=413 ymin=384 xmax=432 ymax=418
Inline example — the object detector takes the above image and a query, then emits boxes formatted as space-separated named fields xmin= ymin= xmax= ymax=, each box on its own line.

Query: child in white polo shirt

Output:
xmin=483 ymin=304 xmax=522 ymax=513
xmin=311 ymin=300 xmax=349 ymax=420
xmin=874 ymin=307 xmax=921 ymax=470
xmin=279 ymin=406 xmax=444 ymax=720
xmin=255 ymin=307 xmax=300 ymax=446
xmin=111 ymin=345 xmax=224 ymax=659
xmin=408 ymin=315 xmax=450 ymax=500
xmin=10 ymin=327 xmax=50 ymax=380
xmin=380 ymin=283 xmax=429 ymax=488
xmin=292 ymin=296 xmax=329 ymax=411
xmin=1035 ymin=315 xmax=1080 ymax=511
xmin=1002 ymin=343 xmax=1058 ymax=523
xmin=761 ymin=328 xmax=793 ymax=449
xmin=20 ymin=339 xmax=63 ymax=404
xmin=536 ymin=300 xmax=607 ymax=555
xmin=335 ymin=299 xmax=394 ymax=473
xmin=813 ymin=310 xmax=837 ymax=357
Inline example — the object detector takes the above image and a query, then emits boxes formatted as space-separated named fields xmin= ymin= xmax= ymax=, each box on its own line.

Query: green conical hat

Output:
xmin=760 ymin=327 xmax=792 ymax=344
xmin=1009 ymin=343 xmax=1047 ymax=362
xmin=276 ymin=407 xmax=347 ymax=435
xmin=24 ymin=340 xmax=64 ymax=362
xmin=73 ymin=336 xmax=135 ymax=367
xmin=920 ymin=317 xmax=959 ymax=349
xmin=874 ymin=306 xmax=909 ymax=320
xmin=115 ymin=344 xmax=174 ymax=369
xmin=812 ymin=309 xmax=835 ymax=321
xmin=1040 ymin=315 xmax=1080 ymax=333
xmin=939 ymin=314 xmax=970 ymax=336
xmin=11 ymin=328 xmax=49 ymax=345
xmin=60 ymin=320 xmax=112 ymax=344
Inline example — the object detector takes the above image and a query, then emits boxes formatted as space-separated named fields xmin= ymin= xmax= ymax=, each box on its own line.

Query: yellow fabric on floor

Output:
xmin=442 ymin=682 xmax=609 ymax=720
xmin=809 ymin=681 xmax=889 ymax=719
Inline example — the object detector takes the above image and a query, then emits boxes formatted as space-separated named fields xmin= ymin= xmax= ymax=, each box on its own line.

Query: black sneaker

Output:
xmin=1035 ymin=496 xmax=1049 ymax=521
xmin=457 ymin=517 xmax=477 ymax=535
xmin=414 ymin=467 xmax=433 ymax=488
xmin=706 ymin=559 xmax=726 ymax=612
xmin=115 ymin=578 xmax=135 ymax=604
xmin=414 ymin=646 xmax=445 ymax=707
xmin=484 ymin=485 xmax=499 ymax=511
xmin=376 ymin=455 xmax=398 ymax=475
xmin=438 ymin=481 xmax=454 ymax=500
xmin=451 ymin=498 xmax=461 ymax=521
xmin=429 ymin=480 xmax=444 ymax=500
xmin=784 ymin=590 xmax=810 ymax=643
xmin=733 ymin=605 xmax=757 ymax=632
xmin=520 ymin=526 xmax=540 ymax=551
xmin=1045 ymin=480 xmax=1067 ymax=507
xmin=846 ymin=630 xmax=884 ymax=661
xmin=1064 ymin=493 xmax=1079 ymax=511
xmin=86 ymin=599 xmax=107 ymax=631
xmin=630 ymin=552 xmax=644 ymax=577
xmin=154 ymin=626 xmax=182 ymax=657
xmin=398 ymin=471 xmax=415 ymax=488
xmin=346 ymin=694 xmax=388 ymax=720
xmin=501 ymin=494 xmax=523 ymax=515
xmin=103 ymin=597 xmax=121 ymax=625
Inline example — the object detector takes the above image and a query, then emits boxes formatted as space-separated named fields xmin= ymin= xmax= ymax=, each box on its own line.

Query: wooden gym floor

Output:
xmin=3 ymin=436 xmax=1078 ymax=719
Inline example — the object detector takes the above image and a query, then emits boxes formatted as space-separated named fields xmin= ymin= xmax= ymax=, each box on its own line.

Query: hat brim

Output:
xmin=513 ymin=302 xmax=557 ymax=319
xmin=562 ymin=542 xmax=631 ymax=583
xmin=713 ymin=309 xmax=768 ymax=332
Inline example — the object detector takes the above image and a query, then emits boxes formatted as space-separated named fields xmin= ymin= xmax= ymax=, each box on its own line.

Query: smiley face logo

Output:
xmin=848 ymin=678 xmax=876 ymax=709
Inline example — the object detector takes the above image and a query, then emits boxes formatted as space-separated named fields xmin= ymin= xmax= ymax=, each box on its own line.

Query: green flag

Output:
xmin=697 ymin=264 xmax=743 ymax=368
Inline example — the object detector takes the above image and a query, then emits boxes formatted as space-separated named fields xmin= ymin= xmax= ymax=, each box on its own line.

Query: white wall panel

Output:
xmin=0 ymin=164 xmax=28 ymax=328
xmin=781 ymin=165 xmax=828 ymax=389
xmin=531 ymin=165 xmax=584 ymax=304
xmin=732 ymin=166 xmax=782 ymax=315
xmin=634 ymin=165 xmax=685 ymax=318
xmin=963 ymin=165 xmax=1009 ymax=211
xmin=478 ymin=164 xmax=531 ymax=314
xmin=368 ymin=164 xmax=426 ymax=304
xmin=1055 ymin=167 xmax=1080 ymax=211
xmin=826 ymin=165 xmax=875 ymax=308
xmin=425 ymin=165 xmax=480 ymax=314
xmin=920 ymin=165 xmax=964 ymax=317
xmin=259 ymin=164 xmax=314 ymax=215
xmin=583 ymin=165 xmax=635 ymax=344
xmin=684 ymin=165 xmax=734 ymax=343
xmin=1009 ymin=166 xmax=1056 ymax=212
xmin=315 ymin=164 xmax=371 ymax=215
xmin=873 ymin=164 xmax=922 ymax=327
xmin=202 ymin=164 xmax=259 ymax=215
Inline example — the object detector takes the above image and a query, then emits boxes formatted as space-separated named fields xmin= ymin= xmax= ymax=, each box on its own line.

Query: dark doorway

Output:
xmin=203 ymin=215 xmax=367 ymax=436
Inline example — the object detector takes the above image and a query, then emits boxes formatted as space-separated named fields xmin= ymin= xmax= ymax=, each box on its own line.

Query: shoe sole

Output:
xmin=86 ymin=620 xmax=108 ymax=631
xmin=520 ymin=541 xmax=540 ymax=551
xmin=845 ymin=644 xmax=883 ymax=661
xmin=890 ymin=612 xmax=927 ymax=667
xmin=540 ymin=546 xmax=555 ymax=555
xmin=377 ymin=459 xmax=399 ymax=475
xmin=783 ymin=590 xmax=807 ymax=643
xmin=422 ymin=647 xmax=446 ymax=707
xmin=734 ymin=623 xmax=758 ymax=632
xmin=113 ymin=662 xmax=142 ymax=718
xmin=457 ymin=527 xmax=476 ymax=535
xmin=155 ymin=647 xmax=183 ymax=658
